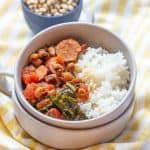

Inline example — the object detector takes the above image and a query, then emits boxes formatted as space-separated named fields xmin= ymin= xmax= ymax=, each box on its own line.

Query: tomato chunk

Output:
xmin=46 ymin=84 xmax=55 ymax=90
xmin=22 ymin=66 xmax=38 ymax=84
xmin=62 ymin=72 xmax=74 ymax=82
xmin=76 ymin=84 xmax=89 ymax=102
xmin=56 ymin=55 xmax=65 ymax=65
xmin=23 ymin=83 xmax=38 ymax=104
xmin=48 ymin=108 xmax=64 ymax=119
xmin=72 ymin=78 xmax=81 ymax=83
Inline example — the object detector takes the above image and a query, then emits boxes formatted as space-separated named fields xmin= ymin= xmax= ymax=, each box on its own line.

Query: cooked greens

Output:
xmin=52 ymin=88 xmax=87 ymax=120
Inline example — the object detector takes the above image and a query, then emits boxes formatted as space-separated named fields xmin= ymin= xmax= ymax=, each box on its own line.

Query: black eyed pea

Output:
xmin=24 ymin=0 xmax=79 ymax=16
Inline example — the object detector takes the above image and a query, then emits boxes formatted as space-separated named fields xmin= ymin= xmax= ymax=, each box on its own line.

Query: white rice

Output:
xmin=76 ymin=47 xmax=129 ymax=118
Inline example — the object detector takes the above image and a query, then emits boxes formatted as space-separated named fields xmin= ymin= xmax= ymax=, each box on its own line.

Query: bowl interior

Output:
xmin=15 ymin=23 xmax=136 ymax=129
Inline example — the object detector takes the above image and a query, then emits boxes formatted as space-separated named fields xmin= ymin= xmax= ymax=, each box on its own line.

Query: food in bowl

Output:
xmin=24 ymin=0 xmax=79 ymax=16
xmin=21 ymin=38 xmax=129 ymax=121
xmin=76 ymin=47 xmax=129 ymax=118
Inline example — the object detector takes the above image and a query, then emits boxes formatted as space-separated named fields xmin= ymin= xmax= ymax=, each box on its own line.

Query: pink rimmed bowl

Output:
xmin=14 ymin=22 xmax=136 ymax=129
xmin=0 ymin=22 xmax=137 ymax=149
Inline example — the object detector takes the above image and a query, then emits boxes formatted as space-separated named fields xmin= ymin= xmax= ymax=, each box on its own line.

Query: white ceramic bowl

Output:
xmin=14 ymin=22 xmax=136 ymax=129
xmin=12 ymin=86 xmax=134 ymax=149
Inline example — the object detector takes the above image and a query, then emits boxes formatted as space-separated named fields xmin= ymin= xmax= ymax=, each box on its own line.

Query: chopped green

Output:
xmin=38 ymin=102 xmax=53 ymax=113
xmin=61 ymin=88 xmax=76 ymax=98
xmin=66 ymin=82 xmax=77 ymax=92
xmin=52 ymin=88 xmax=87 ymax=120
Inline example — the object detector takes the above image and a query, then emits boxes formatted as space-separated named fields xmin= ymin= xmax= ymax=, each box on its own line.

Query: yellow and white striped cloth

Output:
xmin=0 ymin=0 xmax=150 ymax=149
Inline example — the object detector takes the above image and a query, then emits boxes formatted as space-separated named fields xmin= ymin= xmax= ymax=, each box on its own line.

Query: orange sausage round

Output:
xmin=56 ymin=39 xmax=81 ymax=62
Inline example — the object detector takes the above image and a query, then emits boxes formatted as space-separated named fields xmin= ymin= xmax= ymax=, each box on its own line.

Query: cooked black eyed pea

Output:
xmin=34 ymin=86 xmax=48 ymax=99
xmin=45 ymin=74 xmax=60 ymax=86
xmin=67 ymin=62 xmax=75 ymax=72
xmin=29 ymin=53 xmax=39 ymax=62
xmin=48 ymin=89 xmax=57 ymax=96
xmin=47 ymin=46 xmax=56 ymax=56
xmin=29 ymin=53 xmax=43 ymax=67
xmin=32 ymin=58 xmax=43 ymax=67
xmin=38 ymin=49 xmax=50 ymax=60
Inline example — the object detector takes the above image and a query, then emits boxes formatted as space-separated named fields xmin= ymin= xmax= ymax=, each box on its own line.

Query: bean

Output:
xmin=38 ymin=49 xmax=49 ymax=60
xmin=29 ymin=53 xmax=39 ymax=62
xmin=48 ymin=46 xmax=56 ymax=56
xmin=32 ymin=59 xmax=42 ymax=67
xmin=24 ymin=0 xmax=79 ymax=16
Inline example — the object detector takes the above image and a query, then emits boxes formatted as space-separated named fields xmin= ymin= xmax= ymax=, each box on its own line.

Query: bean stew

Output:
xmin=22 ymin=38 xmax=89 ymax=121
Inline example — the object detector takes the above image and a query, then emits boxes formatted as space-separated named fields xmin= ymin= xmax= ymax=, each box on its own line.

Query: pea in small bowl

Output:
xmin=21 ymin=0 xmax=83 ymax=34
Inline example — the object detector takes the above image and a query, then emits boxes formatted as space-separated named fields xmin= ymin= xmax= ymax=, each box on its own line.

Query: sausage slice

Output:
xmin=56 ymin=39 xmax=81 ymax=62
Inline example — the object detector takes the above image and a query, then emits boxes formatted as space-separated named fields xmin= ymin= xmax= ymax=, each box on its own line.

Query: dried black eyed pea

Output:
xmin=24 ymin=0 xmax=79 ymax=16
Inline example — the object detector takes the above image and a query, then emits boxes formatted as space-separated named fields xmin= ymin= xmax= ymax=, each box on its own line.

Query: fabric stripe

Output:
xmin=0 ymin=14 xmax=19 ymax=40
xmin=110 ymin=0 xmax=128 ymax=32
xmin=115 ymin=110 xmax=149 ymax=142
xmin=117 ymin=0 xmax=135 ymax=34
xmin=121 ymin=0 xmax=144 ymax=37
xmin=97 ymin=0 xmax=111 ymax=25
xmin=0 ymin=0 xmax=14 ymax=16
xmin=6 ymin=47 xmax=22 ymax=66
xmin=0 ymin=102 xmax=13 ymax=117
xmin=0 ymin=131 xmax=29 ymax=150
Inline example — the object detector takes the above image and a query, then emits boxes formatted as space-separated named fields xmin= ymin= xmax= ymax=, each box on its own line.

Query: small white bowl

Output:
xmin=13 ymin=86 xmax=134 ymax=149
xmin=14 ymin=22 xmax=137 ymax=129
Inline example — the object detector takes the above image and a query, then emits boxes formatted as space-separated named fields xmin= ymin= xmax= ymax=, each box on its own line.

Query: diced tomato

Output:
xmin=76 ymin=84 xmax=89 ymax=102
xmin=22 ymin=72 xmax=39 ymax=84
xmin=23 ymin=83 xmax=38 ymax=103
xmin=56 ymin=55 xmax=64 ymax=65
xmin=46 ymin=84 xmax=55 ymax=90
xmin=72 ymin=78 xmax=81 ymax=83
xmin=49 ymin=108 xmax=63 ymax=119
xmin=62 ymin=72 xmax=74 ymax=82
xmin=22 ymin=66 xmax=39 ymax=84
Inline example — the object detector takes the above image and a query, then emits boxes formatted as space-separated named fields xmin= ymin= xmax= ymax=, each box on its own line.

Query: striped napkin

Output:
xmin=0 ymin=0 xmax=150 ymax=149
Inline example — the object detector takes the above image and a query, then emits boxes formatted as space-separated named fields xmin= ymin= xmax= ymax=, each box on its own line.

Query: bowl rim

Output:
xmin=15 ymin=22 xmax=137 ymax=127
xmin=13 ymin=86 xmax=135 ymax=130
xmin=21 ymin=0 xmax=83 ymax=19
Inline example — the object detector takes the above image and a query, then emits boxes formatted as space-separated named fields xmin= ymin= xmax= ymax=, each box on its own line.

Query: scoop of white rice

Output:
xmin=76 ymin=47 xmax=129 ymax=118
